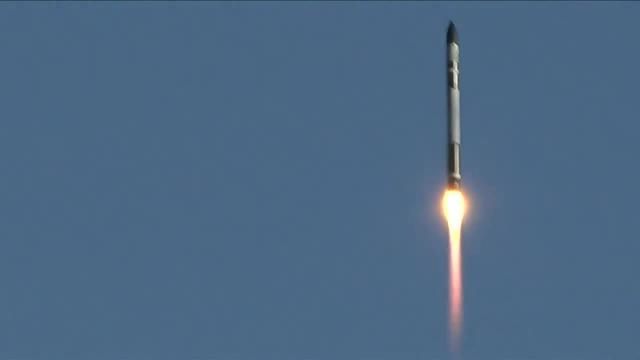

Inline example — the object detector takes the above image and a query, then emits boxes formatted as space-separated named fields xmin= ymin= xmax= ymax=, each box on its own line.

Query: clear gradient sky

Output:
xmin=0 ymin=3 xmax=638 ymax=360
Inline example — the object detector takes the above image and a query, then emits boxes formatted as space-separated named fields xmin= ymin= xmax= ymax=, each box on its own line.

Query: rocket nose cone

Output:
xmin=447 ymin=21 xmax=458 ymax=44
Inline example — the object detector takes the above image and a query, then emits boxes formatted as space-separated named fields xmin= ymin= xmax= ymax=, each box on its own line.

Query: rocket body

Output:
xmin=447 ymin=22 xmax=462 ymax=190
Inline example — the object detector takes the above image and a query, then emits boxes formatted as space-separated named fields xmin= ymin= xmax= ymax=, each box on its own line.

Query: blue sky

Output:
xmin=0 ymin=3 xmax=638 ymax=360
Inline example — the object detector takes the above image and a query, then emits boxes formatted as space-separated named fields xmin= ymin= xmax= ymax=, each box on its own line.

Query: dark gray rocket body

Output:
xmin=446 ymin=22 xmax=462 ymax=190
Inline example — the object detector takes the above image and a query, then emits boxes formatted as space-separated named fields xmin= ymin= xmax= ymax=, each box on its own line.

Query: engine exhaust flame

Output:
xmin=442 ymin=189 xmax=467 ymax=356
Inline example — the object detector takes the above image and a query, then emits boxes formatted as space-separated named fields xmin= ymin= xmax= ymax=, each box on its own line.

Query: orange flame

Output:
xmin=442 ymin=190 xmax=466 ymax=356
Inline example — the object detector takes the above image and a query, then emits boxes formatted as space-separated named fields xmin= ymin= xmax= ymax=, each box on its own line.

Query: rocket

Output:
xmin=446 ymin=21 xmax=462 ymax=190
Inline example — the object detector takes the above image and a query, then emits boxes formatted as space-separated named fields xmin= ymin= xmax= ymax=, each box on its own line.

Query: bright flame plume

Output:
xmin=442 ymin=189 xmax=467 ymax=356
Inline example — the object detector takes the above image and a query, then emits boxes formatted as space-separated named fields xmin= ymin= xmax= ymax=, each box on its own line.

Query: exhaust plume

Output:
xmin=442 ymin=189 xmax=466 ymax=356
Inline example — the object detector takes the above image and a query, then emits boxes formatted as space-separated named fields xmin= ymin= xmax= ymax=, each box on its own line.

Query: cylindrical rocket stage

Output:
xmin=447 ymin=22 xmax=462 ymax=190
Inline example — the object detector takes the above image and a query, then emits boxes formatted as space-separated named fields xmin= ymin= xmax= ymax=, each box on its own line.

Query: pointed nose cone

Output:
xmin=447 ymin=21 xmax=458 ymax=44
